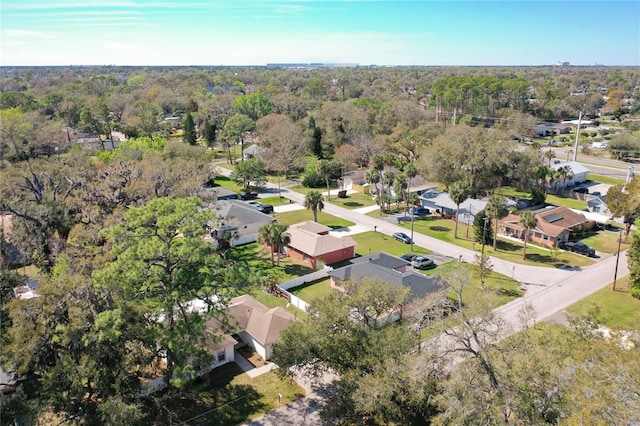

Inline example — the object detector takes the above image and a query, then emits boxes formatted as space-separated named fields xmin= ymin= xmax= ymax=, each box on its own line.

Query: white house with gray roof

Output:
xmin=419 ymin=189 xmax=516 ymax=226
xmin=551 ymin=161 xmax=590 ymax=188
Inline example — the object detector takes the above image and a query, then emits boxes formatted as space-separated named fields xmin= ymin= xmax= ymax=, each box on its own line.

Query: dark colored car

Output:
xmin=257 ymin=204 xmax=274 ymax=214
xmin=572 ymin=186 xmax=589 ymax=194
xmin=393 ymin=232 xmax=413 ymax=244
xmin=412 ymin=256 xmax=436 ymax=270
xmin=239 ymin=191 xmax=259 ymax=200
xmin=560 ymin=241 xmax=596 ymax=257
xmin=401 ymin=253 xmax=417 ymax=262
xmin=410 ymin=207 xmax=430 ymax=216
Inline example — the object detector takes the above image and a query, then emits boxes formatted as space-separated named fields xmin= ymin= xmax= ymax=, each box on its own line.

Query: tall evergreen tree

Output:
xmin=311 ymin=126 xmax=323 ymax=158
xmin=203 ymin=117 xmax=216 ymax=147
xmin=183 ymin=112 xmax=197 ymax=145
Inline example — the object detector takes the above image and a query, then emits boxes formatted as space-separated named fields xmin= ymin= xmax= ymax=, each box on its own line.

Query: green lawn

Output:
xmin=274 ymin=210 xmax=355 ymax=229
xmin=573 ymin=228 xmax=632 ymax=254
xmin=350 ymin=231 xmax=432 ymax=258
xmin=496 ymin=187 xmax=587 ymax=210
xmin=259 ymin=196 xmax=290 ymax=206
xmin=211 ymin=175 xmax=243 ymax=191
xmin=167 ymin=363 xmax=304 ymax=426
xmin=587 ymin=173 xmax=626 ymax=186
xmin=567 ymin=276 xmax=640 ymax=331
xmin=289 ymin=277 xmax=333 ymax=303
xmin=290 ymin=184 xmax=339 ymax=197
xmin=327 ymin=192 xmax=377 ymax=210
xmin=394 ymin=217 xmax=594 ymax=268
xmin=229 ymin=243 xmax=316 ymax=282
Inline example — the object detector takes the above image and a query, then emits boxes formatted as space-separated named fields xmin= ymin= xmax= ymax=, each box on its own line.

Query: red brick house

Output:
xmin=285 ymin=221 xmax=356 ymax=268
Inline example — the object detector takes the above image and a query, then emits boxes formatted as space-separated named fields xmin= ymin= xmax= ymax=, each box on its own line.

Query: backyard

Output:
xmin=164 ymin=363 xmax=303 ymax=426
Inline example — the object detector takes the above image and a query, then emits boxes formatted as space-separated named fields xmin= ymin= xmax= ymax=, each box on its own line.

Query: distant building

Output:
xmin=556 ymin=60 xmax=570 ymax=67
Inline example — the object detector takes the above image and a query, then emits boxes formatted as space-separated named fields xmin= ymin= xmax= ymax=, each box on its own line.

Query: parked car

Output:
xmin=393 ymin=232 xmax=413 ymax=244
xmin=410 ymin=207 xmax=430 ymax=216
xmin=401 ymin=253 xmax=417 ymax=262
xmin=560 ymin=241 xmax=596 ymax=257
xmin=572 ymin=186 xmax=589 ymax=194
xmin=247 ymin=201 xmax=274 ymax=214
xmin=239 ymin=191 xmax=259 ymax=200
xmin=412 ymin=256 xmax=436 ymax=270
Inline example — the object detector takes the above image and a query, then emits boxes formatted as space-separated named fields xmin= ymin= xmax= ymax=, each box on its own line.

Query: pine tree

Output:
xmin=183 ymin=112 xmax=197 ymax=145
xmin=474 ymin=209 xmax=493 ymax=245
xmin=204 ymin=117 xmax=216 ymax=147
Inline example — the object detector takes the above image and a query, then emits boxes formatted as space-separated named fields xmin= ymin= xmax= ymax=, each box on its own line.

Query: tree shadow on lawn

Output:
xmin=342 ymin=201 xmax=364 ymax=207
xmin=429 ymin=226 xmax=451 ymax=232
xmin=157 ymin=364 xmax=268 ymax=426
xmin=230 ymin=245 xmax=316 ymax=277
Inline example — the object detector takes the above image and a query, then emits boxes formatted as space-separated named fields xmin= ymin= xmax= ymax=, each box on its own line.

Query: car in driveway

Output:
xmin=412 ymin=256 xmax=436 ymax=270
xmin=409 ymin=207 xmax=430 ymax=216
xmin=572 ymin=186 xmax=589 ymax=194
xmin=239 ymin=191 xmax=259 ymax=200
xmin=247 ymin=201 xmax=274 ymax=214
xmin=559 ymin=241 xmax=596 ymax=257
xmin=401 ymin=253 xmax=417 ymax=262
xmin=393 ymin=232 xmax=413 ymax=244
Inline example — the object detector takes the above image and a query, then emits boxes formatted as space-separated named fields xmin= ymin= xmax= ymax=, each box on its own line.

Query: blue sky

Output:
xmin=1 ymin=1 xmax=638 ymax=66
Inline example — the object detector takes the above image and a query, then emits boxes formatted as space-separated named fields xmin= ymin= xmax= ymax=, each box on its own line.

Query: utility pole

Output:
xmin=481 ymin=217 xmax=489 ymax=256
xmin=573 ymin=111 xmax=582 ymax=162
xmin=613 ymin=228 xmax=623 ymax=291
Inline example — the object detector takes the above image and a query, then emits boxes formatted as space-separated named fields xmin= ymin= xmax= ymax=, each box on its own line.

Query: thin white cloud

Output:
xmin=3 ymin=29 xmax=60 ymax=39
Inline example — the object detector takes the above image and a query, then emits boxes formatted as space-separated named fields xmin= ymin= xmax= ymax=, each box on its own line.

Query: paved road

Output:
xmin=216 ymin=165 xmax=631 ymax=426
xmin=550 ymin=148 xmax=636 ymax=181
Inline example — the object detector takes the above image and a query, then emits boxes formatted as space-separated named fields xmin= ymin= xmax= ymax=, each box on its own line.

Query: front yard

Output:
xmin=395 ymin=217 xmax=595 ymax=268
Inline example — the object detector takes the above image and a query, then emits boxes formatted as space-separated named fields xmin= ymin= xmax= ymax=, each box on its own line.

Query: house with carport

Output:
xmin=497 ymin=206 xmax=594 ymax=248
xmin=285 ymin=221 xmax=356 ymax=268
xmin=210 ymin=200 xmax=275 ymax=245
xmin=419 ymin=189 xmax=516 ymax=224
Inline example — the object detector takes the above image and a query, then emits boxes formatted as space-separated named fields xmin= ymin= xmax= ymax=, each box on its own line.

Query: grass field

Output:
xmin=328 ymin=192 xmax=377 ymax=209
xmin=351 ymin=231 xmax=432 ymax=257
xmin=567 ymin=276 xmax=640 ymax=331
xmin=289 ymin=277 xmax=333 ymax=303
xmin=168 ymin=364 xmax=304 ymax=426
xmin=588 ymin=173 xmax=626 ymax=186
xmin=394 ymin=217 xmax=595 ymax=268
xmin=274 ymin=209 xmax=355 ymax=229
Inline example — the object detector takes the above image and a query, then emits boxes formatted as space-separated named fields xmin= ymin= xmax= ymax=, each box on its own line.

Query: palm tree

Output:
xmin=405 ymin=162 xmax=418 ymax=207
xmin=257 ymin=224 xmax=276 ymax=265
xmin=257 ymin=223 xmax=290 ymax=266
xmin=485 ymin=195 xmax=508 ymax=250
xmin=372 ymin=154 xmax=385 ymax=198
xmin=304 ymin=190 xmax=325 ymax=222
xmin=543 ymin=149 xmax=556 ymax=166
xmin=270 ymin=223 xmax=290 ymax=266
xmin=449 ymin=180 xmax=471 ymax=239
xmin=383 ymin=170 xmax=395 ymax=212
xmin=518 ymin=210 xmax=538 ymax=260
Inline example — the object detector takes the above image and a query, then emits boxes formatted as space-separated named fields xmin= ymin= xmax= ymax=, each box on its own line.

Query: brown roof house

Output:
xmin=225 ymin=294 xmax=295 ymax=360
xmin=285 ymin=221 xmax=356 ymax=268
xmin=498 ymin=206 xmax=594 ymax=248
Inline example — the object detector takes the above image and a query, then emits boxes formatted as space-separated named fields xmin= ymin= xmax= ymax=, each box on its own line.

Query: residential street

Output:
xmin=218 ymin=166 xmax=630 ymax=426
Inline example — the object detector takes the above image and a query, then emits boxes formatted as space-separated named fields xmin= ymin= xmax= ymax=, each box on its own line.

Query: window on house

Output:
xmin=218 ymin=351 xmax=225 ymax=362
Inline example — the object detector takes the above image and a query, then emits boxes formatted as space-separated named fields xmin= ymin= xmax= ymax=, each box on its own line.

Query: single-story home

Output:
xmin=328 ymin=252 xmax=447 ymax=304
xmin=550 ymin=161 xmax=590 ymax=188
xmin=242 ymin=144 xmax=266 ymax=160
xmin=213 ymin=294 xmax=295 ymax=361
xmin=498 ymin=206 xmax=594 ymax=247
xmin=285 ymin=221 xmax=356 ymax=268
xmin=210 ymin=200 xmax=275 ymax=246
xmin=345 ymin=168 xmax=435 ymax=196
xmin=535 ymin=123 xmax=572 ymax=137
xmin=587 ymin=196 xmax=611 ymax=216
xmin=419 ymin=189 xmax=516 ymax=224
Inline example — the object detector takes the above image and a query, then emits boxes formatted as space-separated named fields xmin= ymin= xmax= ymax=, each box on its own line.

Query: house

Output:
xmin=551 ymin=161 xmax=590 ymax=188
xmin=535 ymin=123 xmax=572 ymax=137
xmin=587 ymin=196 xmax=611 ymax=215
xmin=201 ymin=318 xmax=238 ymax=369
xmin=210 ymin=200 xmax=275 ymax=245
xmin=285 ymin=221 xmax=356 ymax=268
xmin=345 ymin=168 xmax=435 ymax=196
xmin=12 ymin=279 xmax=40 ymax=300
xmin=242 ymin=144 xmax=266 ymax=160
xmin=419 ymin=189 xmax=516 ymax=224
xmin=225 ymin=294 xmax=295 ymax=360
xmin=328 ymin=252 xmax=446 ymax=303
xmin=498 ymin=206 xmax=594 ymax=247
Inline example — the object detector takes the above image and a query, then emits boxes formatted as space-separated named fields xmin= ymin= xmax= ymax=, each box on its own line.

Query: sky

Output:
xmin=1 ymin=0 xmax=639 ymax=67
